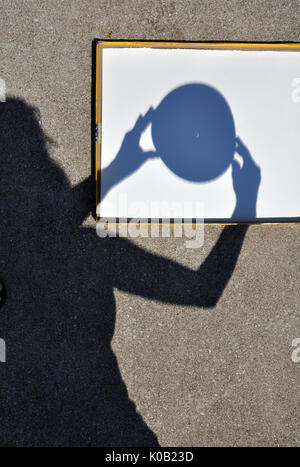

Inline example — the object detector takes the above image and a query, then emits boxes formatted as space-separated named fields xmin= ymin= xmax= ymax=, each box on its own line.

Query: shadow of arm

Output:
xmin=112 ymin=225 xmax=248 ymax=308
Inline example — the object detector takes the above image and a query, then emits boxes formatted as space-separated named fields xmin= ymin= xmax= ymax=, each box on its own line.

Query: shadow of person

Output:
xmin=0 ymin=95 xmax=260 ymax=447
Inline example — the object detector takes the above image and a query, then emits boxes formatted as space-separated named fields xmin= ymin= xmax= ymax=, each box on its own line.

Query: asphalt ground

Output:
xmin=0 ymin=0 xmax=299 ymax=446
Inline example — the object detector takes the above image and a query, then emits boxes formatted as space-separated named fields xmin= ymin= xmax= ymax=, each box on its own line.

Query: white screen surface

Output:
xmin=99 ymin=47 xmax=300 ymax=221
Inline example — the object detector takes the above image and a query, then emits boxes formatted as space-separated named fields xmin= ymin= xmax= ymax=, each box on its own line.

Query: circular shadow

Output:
xmin=151 ymin=84 xmax=236 ymax=182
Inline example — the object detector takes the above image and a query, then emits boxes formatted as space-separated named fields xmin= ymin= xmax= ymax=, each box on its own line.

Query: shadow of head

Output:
xmin=0 ymin=98 xmax=68 ymax=190
xmin=151 ymin=83 xmax=236 ymax=182
xmin=0 ymin=97 xmax=93 ymax=226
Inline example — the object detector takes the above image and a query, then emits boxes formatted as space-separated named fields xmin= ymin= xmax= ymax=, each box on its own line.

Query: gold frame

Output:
xmin=95 ymin=40 xmax=300 ymax=225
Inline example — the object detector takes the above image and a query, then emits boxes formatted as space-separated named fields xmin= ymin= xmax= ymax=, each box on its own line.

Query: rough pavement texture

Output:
xmin=0 ymin=0 xmax=299 ymax=447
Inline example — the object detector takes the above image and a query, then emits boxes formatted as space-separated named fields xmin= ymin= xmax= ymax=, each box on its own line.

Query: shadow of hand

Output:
xmin=232 ymin=137 xmax=261 ymax=219
xmin=120 ymin=107 xmax=157 ymax=173
xmin=101 ymin=108 xmax=158 ymax=200
xmin=101 ymin=107 xmax=158 ymax=200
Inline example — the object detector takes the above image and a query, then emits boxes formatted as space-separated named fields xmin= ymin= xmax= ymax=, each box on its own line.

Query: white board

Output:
xmin=98 ymin=45 xmax=300 ymax=222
